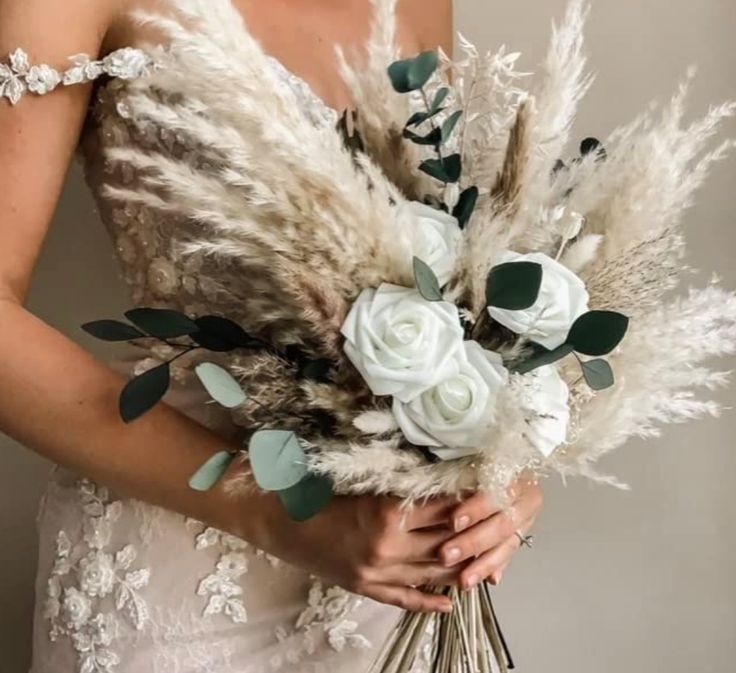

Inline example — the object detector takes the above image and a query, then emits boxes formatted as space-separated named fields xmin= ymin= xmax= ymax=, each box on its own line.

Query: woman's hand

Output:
xmin=439 ymin=477 xmax=543 ymax=590
xmin=242 ymin=491 xmax=463 ymax=613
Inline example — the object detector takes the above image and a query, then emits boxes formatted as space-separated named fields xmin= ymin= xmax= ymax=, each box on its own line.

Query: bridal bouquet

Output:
xmin=82 ymin=0 xmax=736 ymax=670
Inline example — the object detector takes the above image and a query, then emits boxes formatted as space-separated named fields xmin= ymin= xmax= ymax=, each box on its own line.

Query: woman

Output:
xmin=0 ymin=0 xmax=543 ymax=670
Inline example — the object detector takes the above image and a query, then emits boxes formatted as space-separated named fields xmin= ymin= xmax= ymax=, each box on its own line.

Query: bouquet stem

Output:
xmin=370 ymin=582 xmax=514 ymax=673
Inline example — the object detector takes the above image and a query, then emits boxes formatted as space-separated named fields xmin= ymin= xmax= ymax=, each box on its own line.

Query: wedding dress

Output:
xmin=1 ymin=6 xmax=434 ymax=673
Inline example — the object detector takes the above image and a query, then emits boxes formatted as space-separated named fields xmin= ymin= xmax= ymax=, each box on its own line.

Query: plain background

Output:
xmin=1 ymin=1 xmax=735 ymax=671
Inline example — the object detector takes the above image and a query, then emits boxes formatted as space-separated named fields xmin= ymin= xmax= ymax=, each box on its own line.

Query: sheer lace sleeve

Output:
xmin=0 ymin=46 xmax=155 ymax=105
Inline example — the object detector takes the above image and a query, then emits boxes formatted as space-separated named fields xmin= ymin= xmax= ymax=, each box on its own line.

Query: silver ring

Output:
xmin=515 ymin=530 xmax=534 ymax=548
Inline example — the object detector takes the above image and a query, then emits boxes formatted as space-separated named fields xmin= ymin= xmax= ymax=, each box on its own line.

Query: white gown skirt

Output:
xmin=28 ymin=354 xmax=415 ymax=673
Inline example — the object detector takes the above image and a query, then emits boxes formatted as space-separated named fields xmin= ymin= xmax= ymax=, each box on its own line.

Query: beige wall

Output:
xmin=1 ymin=1 xmax=735 ymax=671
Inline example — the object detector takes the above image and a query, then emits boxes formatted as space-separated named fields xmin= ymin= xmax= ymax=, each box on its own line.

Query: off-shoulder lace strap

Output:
xmin=0 ymin=46 xmax=155 ymax=105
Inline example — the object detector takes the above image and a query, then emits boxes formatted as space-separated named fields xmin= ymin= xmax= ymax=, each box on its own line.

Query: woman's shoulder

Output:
xmin=0 ymin=0 xmax=160 ymax=106
xmin=398 ymin=0 xmax=454 ymax=54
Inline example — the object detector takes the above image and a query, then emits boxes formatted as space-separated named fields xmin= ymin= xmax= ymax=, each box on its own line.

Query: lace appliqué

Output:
xmin=265 ymin=579 xmax=371 ymax=671
xmin=44 ymin=480 xmax=152 ymax=673
xmin=0 ymin=46 xmax=154 ymax=105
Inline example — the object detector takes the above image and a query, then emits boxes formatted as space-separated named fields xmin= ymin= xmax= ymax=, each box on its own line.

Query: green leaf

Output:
xmin=452 ymin=186 xmax=479 ymax=229
xmin=419 ymin=154 xmax=462 ymax=183
xmin=407 ymin=107 xmax=445 ymax=128
xmin=277 ymin=474 xmax=333 ymax=522
xmin=567 ymin=310 xmax=630 ymax=356
xmin=81 ymin=320 xmax=144 ymax=341
xmin=403 ymin=126 xmax=442 ymax=146
xmin=119 ymin=362 xmax=170 ymax=423
xmin=388 ymin=51 xmax=439 ymax=93
xmin=513 ymin=343 xmax=575 ymax=374
xmin=189 ymin=451 xmax=235 ymax=491
xmin=486 ymin=261 xmax=543 ymax=310
xmin=192 ymin=315 xmax=264 ymax=352
xmin=441 ymin=110 xmax=463 ymax=143
xmin=431 ymin=87 xmax=450 ymax=113
xmin=408 ymin=50 xmax=439 ymax=90
xmin=248 ymin=430 xmax=309 ymax=492
xmin=195 ymin=363 xmax=247 ymax=408
xmin=581 ymin=358 xmax=615 ymax=391
xmin=413 ymin=257 xmax=443 ymax=301
xmin=124 ymin=308 xmax=199 ymax=339
xmin=388 ymin=59 xmax=413 ymax=93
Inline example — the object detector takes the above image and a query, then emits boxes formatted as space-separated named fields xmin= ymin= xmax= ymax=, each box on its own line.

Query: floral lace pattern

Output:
xmin=44 ymin=480 xmax=152 ymax=673
xmin=0 ymin=47 xmax=154 ymax=105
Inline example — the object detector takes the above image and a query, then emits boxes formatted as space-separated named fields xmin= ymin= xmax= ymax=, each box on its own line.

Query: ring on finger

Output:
xmin=514 ymin=530 xmax=534 ymax=548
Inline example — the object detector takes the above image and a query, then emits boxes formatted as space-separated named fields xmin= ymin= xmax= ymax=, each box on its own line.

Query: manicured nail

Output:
xmin=443 ymin=547 xmax=461 ymax=565
xmin=464 ymin=574 xmax=479 ymax=590
xmin=454 ymin=515 xmax=471 ymax=532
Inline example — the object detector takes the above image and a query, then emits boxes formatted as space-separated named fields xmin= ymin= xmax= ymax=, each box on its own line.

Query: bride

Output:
xmin=0 ymin=0 xmax=543 ymax=671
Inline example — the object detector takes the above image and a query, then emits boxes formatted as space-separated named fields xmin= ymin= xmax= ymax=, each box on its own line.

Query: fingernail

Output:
xmin=464 ymin=574 xmax=479 ymax=590
xmin=439 ymin=601 xmax=454 ymax=613
xmin=443 ymin=547 xmax=461 ymax=565
xmin=454 ymin=515 xmax=471 ymax=532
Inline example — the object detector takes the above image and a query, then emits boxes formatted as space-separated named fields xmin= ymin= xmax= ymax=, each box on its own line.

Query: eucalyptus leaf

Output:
xmin=82 ymin=320 xmax=145 ymax=342
xmin=513 ymin=343 xmax=575 ymax=374
xmin=452 ymin=186 xmax=479 ymax=229
xmin=486 ymin=261 xmax=543 ymax=310
xmin=567 ymin=310 xmax=629 ymax=356
xmin=192 ymin=315 xmax=263 ymax=352
xmin=124 ymin=308 xmax=199 ymax=339
xmin=581 ymin=358 xmax=615 ymax=391
xmin=413 ymin=257 xmax=443 ymax=301
xmin=431 ymin=87 xmax=450 ymax=113
xmin=407 ymin=50 xmax=439 ymax=90
xmin=119 ymin=362 xmax=170 ymax=423
xmin=419 ymin=154 xmax=462 ymax=183
xmin=441 ymin=110 xmax=463 ymax=143
xmin=403 ymin=126 xmax=442 ymax=146
xmin=248 ymin=430 xmax=309 ymax=492
xmin=189 ymin=451 xmax=235 ymax=491
xmin=387 ymin=59 xmax=412 ymax=93
xmin=407 ymin=107 xmax=445 ymax=128
xmin=277 ymin=474 xmax=333 ymax=522
xmin=195 ymin=363 xmax=247 ymax=408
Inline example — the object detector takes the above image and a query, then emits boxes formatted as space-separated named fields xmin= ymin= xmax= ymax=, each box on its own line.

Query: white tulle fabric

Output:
xmin=28 ymin=34 xmax=430 ymax=673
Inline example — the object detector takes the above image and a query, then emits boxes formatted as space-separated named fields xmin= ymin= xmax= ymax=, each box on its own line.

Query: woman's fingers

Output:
xmin=378 ymin=561 xmax=461 ymax=587
xmin=401 ymin=528 xmax=457 ymax=563
xmin=404 ymin=496 xmax=458 ymax=531
xmin=439 ymin=509 xmax=516 ymax=567
xmin=367 ymin=583 xmax=453 ymax=613
xmin=450 ymin=491 xmax=502 ymax=533
xmin=458 ymin=525 xmax=527 ymax=590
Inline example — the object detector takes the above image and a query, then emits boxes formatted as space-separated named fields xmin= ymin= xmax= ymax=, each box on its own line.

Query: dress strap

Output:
xmin=0 ymin=46 xmax=155 ymax=106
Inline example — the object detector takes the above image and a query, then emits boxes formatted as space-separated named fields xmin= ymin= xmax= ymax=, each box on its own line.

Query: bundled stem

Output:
xmin=370 ymin=583 xmax=514 ymax=673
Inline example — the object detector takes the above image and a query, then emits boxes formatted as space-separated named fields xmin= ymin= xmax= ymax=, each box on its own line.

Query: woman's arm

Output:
xmin=0 ymin=0 xmax=244 ymax=535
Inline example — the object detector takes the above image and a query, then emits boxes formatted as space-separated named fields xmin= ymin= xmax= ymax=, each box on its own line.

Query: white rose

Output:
xmin=342 ymin=284 xmax=464 ymax=403
xmin=392 ymin=341 xmax=509 ymax=459
xmin=516 ymin=365 xmax=570 ymax=457
xmin=78 ymin=551 xmax=116 ymax=598
xmin=488 ymin=250 xmax=589 ymax=349
xmin=399 ymin=200 xmax=461 ymax=286
xmin=62 ymin=587 xmax=92 ymax=630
